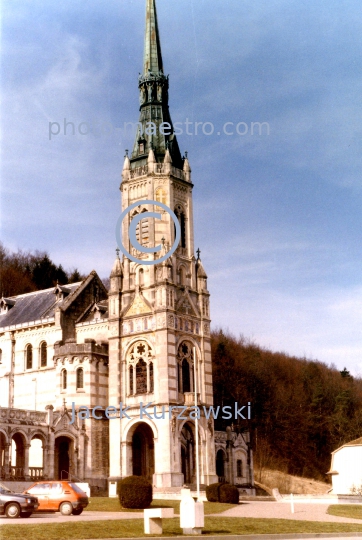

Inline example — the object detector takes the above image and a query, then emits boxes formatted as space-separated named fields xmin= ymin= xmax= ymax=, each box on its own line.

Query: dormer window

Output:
xmin=138 ymin=137 xmax=146 ymax=155
xmin=0 ymin=297 xmax=15 ymax=314
xmin=53 ymin=285 xmax=64 ymax=301
xmin=53 ymin=284 xmax=71 ymax=301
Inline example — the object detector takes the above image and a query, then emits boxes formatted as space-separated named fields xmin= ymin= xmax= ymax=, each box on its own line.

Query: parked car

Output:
xmin=0 ymin=482 xmax=39 ymax=518
xmin=24 ymin=480 xmax=89 ymax=515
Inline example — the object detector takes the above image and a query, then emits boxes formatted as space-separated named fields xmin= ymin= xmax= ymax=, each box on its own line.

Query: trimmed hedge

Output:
xmin=205 ymin=482 xmax=223 ymax=502
xmin=206 ymin=482 xmax=239 ymax=504
xmin=219 ymin=483 xmax=239 ymax=504
xmin=118 ymin=476 xmax=153 ymax=509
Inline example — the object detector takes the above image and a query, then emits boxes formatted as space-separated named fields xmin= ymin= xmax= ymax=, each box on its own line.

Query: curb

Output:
xmin=83 ymin=534 xmax=362 ymax=540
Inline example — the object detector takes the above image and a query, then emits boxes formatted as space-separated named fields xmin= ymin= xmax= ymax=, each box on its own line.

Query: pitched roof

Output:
xmin=344 ymin=436 xmax=362 ymax=446
xmin=332 ymin=436 xmax=362 ymax=454
xmin=0 ymin=283 xmax=81 ymax=329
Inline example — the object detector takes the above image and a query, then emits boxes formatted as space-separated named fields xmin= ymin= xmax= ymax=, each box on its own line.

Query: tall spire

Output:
xmin=143 ymin=0 xmax=163 ymax=75
xmin=130 ymin=0 xmax=183 ymax=170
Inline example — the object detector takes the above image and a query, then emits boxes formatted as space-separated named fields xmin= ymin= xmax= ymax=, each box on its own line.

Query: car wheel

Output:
xmin=60 ymin=501 xmax=73 ymax=516
xmin=72 ymin=508 xmax=83 ymax=515
xmin=5 ymin=503 xmax=21 ymax=519
xmin=20 ymin=512 xmax=32 ymax=518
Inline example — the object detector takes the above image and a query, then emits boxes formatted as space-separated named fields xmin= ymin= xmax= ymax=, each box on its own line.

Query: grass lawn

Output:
xmin=2 ymin=517 xmax=362 ymax=540
xmin=85 ymin=497 xmax=236 ymax=515
xmin=328 ymin=504 xmax=362 ymax=520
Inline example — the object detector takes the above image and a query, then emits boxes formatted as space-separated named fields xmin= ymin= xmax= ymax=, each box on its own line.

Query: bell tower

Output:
xmin=108 ymin=0 xmax=217 ymax=489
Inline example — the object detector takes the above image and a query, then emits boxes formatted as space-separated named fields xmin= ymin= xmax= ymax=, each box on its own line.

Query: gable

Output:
xmin=125 ymin=292 xmax=152 ymax=316
xmin=176 ymin=290 xmax=199 ymax=317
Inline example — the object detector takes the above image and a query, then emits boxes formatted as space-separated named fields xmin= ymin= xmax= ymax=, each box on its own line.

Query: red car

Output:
xmin=24 ymin=480 xmax=88 ymax=515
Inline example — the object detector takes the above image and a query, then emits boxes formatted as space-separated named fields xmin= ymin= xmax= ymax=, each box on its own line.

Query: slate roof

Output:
xmin=0 ymin=283 xmax=81 ymax=329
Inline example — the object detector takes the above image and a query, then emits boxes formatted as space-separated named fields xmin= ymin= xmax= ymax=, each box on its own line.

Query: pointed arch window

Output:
xmin=26 ymin=344 xmax=33 ymax=370
xmin=136 ymin=358 xmax=147 ymax=394
xmin=177 ymin=341 xmax=194 ymax=394
xmin=127 ymin=341 xmax=154 ymax=395
xmin=149 ymin=362 xmax=154 ymax=392
xmin=237 ymin=459 xmax=243 ymax=478
xmin=61 ymin=369 xmax=67 ymax=390
xmin=133 ymin=209 xmax=149 ymax=247
xmin=76 ymin=368 xmax=84 ymax=390
xmin=139 ymin=268 xmax=144 ymax=288
xmin=129 ymin=365 xmax=134 ymax=394
xmin=40 ymin=342 xmax=47 ymax=367
xmin=175 ymin=205 xmax=186 ymax=249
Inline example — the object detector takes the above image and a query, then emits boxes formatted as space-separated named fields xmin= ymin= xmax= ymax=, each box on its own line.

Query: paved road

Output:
xmin=0 ymin=501 xmax=361 ymax=526
xmin=217 ymin=501 xmax=362 ymax=524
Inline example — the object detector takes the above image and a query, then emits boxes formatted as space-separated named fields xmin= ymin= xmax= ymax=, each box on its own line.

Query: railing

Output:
xmin=184 ymin=392 xmax=200 ymax=406
xmin=0 ymin=408 xmax=47 ymax=423
xmin=29 ymin=467 xmax=44 ymax=480
xmin=60 ymin=470 xmax=83 ymax=482
xmin=130 ymin=165 xmax=148 ymax=178
xmin=60 ymin=469 xmax=70 ymax=480
xmin=129 ymin=164 xmax=185 ymax=181
xmin=10 ymin=467 xmax=24 ymax=479
xmin=218 ymin=476 xmax=226 ymax=483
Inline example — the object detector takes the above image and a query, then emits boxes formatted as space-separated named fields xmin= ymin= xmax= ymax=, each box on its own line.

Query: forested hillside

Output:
xmin=0 ymin=243 xmax=86 ymax=297
xmin=211 ymin=329 xmax=362 ymax=481
xmin=3 ymin=243 xmax=361 ymax=481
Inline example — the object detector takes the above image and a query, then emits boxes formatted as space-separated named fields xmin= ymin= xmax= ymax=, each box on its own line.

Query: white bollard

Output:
xmin=180 ymin=488 xmax=204 ymax=535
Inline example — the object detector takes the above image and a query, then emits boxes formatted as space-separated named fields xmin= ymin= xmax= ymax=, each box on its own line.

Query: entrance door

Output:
xmin=131 ymin=424 xmax=154 ymax=482
xmin=216 ymin=449 xmax=225 ymax=481
xmin=180 ymin=423 xmax=194 ymax=485
xmin=54 ymin=437 xmax=72 ymax=480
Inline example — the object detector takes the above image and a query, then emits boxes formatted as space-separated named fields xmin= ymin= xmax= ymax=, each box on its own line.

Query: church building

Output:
xmin=0 ymin=0 xmax=253 ymax=495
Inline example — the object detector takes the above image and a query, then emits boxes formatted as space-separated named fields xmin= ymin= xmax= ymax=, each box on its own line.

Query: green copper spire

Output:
xmin=130 ymin=0 xmax=183 ymax=170
xmin=143 ymin=0 xmax=163 ymax=75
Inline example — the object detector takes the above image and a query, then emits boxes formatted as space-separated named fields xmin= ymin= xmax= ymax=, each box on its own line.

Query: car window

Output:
xmin=27 ymin=483 xmax=51 ymax=494
xmin=69 ymin=483 xmax=87 ymax=495
xmin=50 ymin=483 xmax=63 ymax=494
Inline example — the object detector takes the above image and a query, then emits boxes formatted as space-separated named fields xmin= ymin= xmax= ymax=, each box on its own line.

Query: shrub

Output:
xmin=219 ymin=483 xmax=240 ymax=504
xmin=205 ymin=482 xmax=223 ymax=502
xmin=118 ymin=476 xmax=152 ymax=509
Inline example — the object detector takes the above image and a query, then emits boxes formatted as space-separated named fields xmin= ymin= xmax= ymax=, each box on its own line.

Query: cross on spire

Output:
xmin=196 ymin=248 xmax=201 ymax=260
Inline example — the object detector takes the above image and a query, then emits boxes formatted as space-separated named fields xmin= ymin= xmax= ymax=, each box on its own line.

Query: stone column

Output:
xmin=48 ymin=431 xmax=55 ymax=479
xmin=43 ymin=444 xmax=49 ymax=479
xmin=24 ymin=444 xmax=31 ymax=480
xmin=78 ymin=429 xmax=85 ymax=480
xmin=4 ymin=444 xmax=10 ymax=479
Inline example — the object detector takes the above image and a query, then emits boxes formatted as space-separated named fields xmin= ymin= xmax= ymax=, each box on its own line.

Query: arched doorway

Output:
xmin=29 ymin=436 xmax=44 ymax=480
xmin=216 ymin=449 xmax=226 ymax=482
xmin=11 ymin=433 xmax=26 ymax=479
xmin=55 ymin=436 xmax=73 ymax=480
xmin=132 ymin=423 xmax=154 ymax=482
xmin=180 ymin=423 xmax=195 ymax=485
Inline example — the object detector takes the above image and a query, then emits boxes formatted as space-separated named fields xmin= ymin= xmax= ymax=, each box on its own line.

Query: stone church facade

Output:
xmin=0 ymin=0 xmax=254 ymax=494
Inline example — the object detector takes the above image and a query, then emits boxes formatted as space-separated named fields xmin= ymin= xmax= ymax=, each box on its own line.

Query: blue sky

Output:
xmin=2 ymin=0 xmax=362 ymax=374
